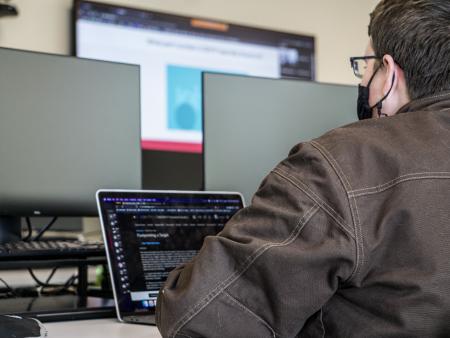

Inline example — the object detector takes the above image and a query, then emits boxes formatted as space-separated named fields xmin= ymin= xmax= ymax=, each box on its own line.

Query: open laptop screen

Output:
xmin=97 ymin=190 xmax=244 ymax=320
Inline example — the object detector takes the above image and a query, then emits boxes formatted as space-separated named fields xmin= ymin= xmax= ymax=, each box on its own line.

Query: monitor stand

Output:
xmin=0 ymin=216 xmax=22 ymax=244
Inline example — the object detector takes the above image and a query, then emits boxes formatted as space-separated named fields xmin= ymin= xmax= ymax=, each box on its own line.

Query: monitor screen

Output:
xmin=203 ymin=73 xmax=357 ymax=203
xmin=73 ymin=0 xmax=315 ymax=188
xmin=0 ymin=47 xmax=142 ymax=219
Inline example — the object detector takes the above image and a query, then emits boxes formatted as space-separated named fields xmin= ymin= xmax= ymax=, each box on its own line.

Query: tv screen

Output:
xmin=73 ymin=0 xmax=315 ymax=188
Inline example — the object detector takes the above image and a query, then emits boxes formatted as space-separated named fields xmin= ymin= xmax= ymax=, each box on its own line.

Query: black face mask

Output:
xmin=357 ymin=66 xmax=395 ymax=120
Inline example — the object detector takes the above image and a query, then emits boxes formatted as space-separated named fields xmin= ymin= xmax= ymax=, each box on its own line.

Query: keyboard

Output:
xmin=0 ymin=240 xmax=105 ymax=260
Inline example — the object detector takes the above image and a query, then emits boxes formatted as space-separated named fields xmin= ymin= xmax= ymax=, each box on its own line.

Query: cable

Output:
xmin=33 ymin=217 xmax=58 ymax=241
xmin=23 ymin=217 xmax=33 ymax=241
xmin=62 ymin=274 xmax=78 ymax=290
xmin=0 ymin=277 xmax=17 ymax=297
xmin=25 ymin=217 xmax=81 ymax=295
xmin=28 ymin=268 xmax=59 ymax=288
xmin=24 ymin=216 xmax=59 ymax=242
xmin=23 ymin=217 xmax=83 ymax=295
xmin=28 ymin=267 xmax=80 ymax=296
xmin=28 ymin=268 xmax=48 ymax=287
xmin=26 ymin=296 xmax=38 ymax=312
xmin=40 ymin=274 xmax=78 ymax=296
xmin=45 ymin=267 xmax=58 ymax=285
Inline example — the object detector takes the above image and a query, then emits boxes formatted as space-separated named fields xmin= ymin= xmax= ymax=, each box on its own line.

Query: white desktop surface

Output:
xmin=45 ymin=319 xmax=161 ymax=338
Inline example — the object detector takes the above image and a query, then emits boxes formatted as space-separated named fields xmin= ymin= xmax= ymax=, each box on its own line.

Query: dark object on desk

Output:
xmin=0 ymin=240 xmax=105 ymax=260
xmin=0 ymin=3 xmax=18 ymax=18
xmin=0 ymin=314 xmax=47 ymax=338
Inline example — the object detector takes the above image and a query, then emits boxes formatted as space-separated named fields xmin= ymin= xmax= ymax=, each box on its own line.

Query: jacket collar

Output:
xmin=397 ymin=90 xmax=450 ymax=114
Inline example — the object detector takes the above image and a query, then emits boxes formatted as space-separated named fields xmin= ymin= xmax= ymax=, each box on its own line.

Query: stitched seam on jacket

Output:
xmin=273 ymin=168 xmax=354 ymax=239
xmin=350 ymin=176 xmax=450 ymax=197
xmin=349 ymin=172 xmax=450 ymax=193
xmin=320 ymin=308 xmax=325 ymax=338
xmin=223 ymin=291 xmax=278 ymax=338
xmin=348 ymin=173 xmax=450 ymax=197
xmin=309 ymin=140 xmax=363 ymax=284
xmin=169 ymin=204 xmax=320 ymax=338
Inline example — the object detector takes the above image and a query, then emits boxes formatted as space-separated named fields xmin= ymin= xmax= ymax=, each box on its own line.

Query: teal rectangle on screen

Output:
xmin=167 ymin=65 xmax=203 ymax=132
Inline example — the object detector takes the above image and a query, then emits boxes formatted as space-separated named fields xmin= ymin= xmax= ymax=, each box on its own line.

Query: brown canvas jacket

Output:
xmin=157 ymin=91 xmax=450 ymax=338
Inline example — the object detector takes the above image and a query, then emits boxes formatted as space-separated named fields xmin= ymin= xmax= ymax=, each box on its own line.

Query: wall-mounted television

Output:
xmin=73 ymin=0 xmax=315 ymax=189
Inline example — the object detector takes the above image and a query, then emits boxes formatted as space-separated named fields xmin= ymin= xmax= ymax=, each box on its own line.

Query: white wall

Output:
xmin=0 ymin=0 xmax=379 ymax=85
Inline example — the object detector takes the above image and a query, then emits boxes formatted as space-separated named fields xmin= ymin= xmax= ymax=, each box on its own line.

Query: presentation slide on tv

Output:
xmin=75 ymin=3 xmax=314 ymax=153
xmin=77 ymin=22 xmax=280 ymax=152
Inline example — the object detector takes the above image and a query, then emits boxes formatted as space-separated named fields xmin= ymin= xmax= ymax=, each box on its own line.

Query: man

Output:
xmin=157 ymin=0 xmax=450 ymax=336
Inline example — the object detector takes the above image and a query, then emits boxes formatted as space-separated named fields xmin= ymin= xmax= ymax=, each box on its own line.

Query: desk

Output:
xmin=45 ymin=319 xmax=162 ymax=338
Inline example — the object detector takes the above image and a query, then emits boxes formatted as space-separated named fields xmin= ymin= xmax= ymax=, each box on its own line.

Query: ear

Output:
xmin=381 ymin=54 xmax=397 ymax=98
xmin=381 ymin=54 xmax=411 ymax=115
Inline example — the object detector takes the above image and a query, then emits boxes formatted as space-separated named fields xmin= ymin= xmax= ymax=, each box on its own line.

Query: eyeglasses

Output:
xmin=349 ymin=56 xmax=380 ymax=79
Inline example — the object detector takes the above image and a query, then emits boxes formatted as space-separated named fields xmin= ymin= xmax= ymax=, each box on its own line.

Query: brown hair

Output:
xmin=369 ymin=0 xmax=450 ymax=99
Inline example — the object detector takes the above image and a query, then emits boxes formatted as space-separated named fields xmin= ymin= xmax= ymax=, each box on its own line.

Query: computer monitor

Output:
xmin=0 ymin=47 xmax=142 ymax=244
xmin=203 ymin=73 xmax=357 ymax=203
xmin=73 ymin=0 xmax=315 ymax=189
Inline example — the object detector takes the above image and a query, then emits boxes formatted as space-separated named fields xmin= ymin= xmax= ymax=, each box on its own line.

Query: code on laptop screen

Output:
xmin=99 ymin=192 xmax=243 ymax=315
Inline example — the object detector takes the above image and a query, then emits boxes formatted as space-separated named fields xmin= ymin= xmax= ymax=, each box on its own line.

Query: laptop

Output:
xmin=96 ymin=190 xmax=245 ymax=325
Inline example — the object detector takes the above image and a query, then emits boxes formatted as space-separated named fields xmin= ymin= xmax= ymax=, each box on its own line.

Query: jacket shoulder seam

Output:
xmin=309 ymin=140 xmax=363 ymax=283
xmin=168 ymin=204 xmax=320 ymax=338
xmin=272 ymin=168 xmax=355 ymax=240
xmin=348 ymin=172 xmax=450 ymax=197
